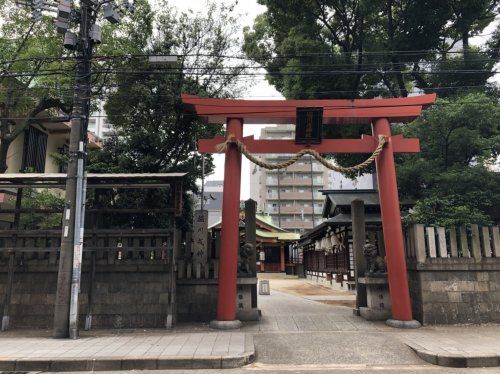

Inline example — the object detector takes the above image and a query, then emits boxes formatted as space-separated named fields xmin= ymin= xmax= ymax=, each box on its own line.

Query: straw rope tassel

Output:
xmin=215 ymin=134 xmax=387 ymax=173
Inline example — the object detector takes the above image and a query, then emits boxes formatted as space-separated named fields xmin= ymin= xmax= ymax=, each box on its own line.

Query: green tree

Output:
xmin=243 ymin=0 xmax=499 ymax=225
xmin=398 ymin=93 xmax=500 ymax=226
xmin=87 ymin=1 xmax=248 ymax=228
xmin=243 ymin=0 xmax=499 ymax=99
xmin=0 ymin=7 xmax=71 ymax=172
xmin=20 ymin=188 xmax=65 ymax=229
xmin=0 ymin=0 xmax=148 ymax=173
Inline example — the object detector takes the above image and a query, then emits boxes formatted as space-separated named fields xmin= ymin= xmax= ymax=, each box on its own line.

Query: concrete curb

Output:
xmin=407 ymin=345 xmax=500 ymax=368
xmin=0 ymin=335 xmax=255 ymax=372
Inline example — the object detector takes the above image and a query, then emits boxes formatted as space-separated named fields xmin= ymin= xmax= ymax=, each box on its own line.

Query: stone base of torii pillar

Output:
xmin=210 ymin=320 xmax=242 ymax=330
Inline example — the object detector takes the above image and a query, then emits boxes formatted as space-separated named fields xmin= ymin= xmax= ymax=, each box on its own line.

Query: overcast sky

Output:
xmin=169 ymin=0 xmax=499 ymax=199
xmin=170 ymin=0 xmax=281 ymax=200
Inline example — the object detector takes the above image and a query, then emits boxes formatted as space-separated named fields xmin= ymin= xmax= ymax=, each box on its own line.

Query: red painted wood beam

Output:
xmin=198 ymin=135 xmax=419 ymax=154
xmin=182 ymin=93 xmax=437 ymax=108
xmin=181 ymin=93 xmax=436 ymax=125
xmin=373 ymin=118 xmax=414 ymax=322
xmin=216 ymin=118 xmax=243 ymax=322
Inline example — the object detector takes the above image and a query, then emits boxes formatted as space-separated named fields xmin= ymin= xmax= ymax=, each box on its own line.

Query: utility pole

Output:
xmin=16 ymin=0 xmax=134 ymax=339
xmin=53 ymin=0 xmax=94 ymax=340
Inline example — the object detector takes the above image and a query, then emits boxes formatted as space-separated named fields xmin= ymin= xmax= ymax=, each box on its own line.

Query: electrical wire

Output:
xmin=2 ymin=56 xmax=499 ymax=68
xmin=0 ymin=84 xmax=495 ymax=102
xmin=0 ymin=99 xmax=496 ymax=122
xmin=0 ymin=48 xmax=498 ymax=66
xmin=2 ymin=68 xmax=498 ymax=79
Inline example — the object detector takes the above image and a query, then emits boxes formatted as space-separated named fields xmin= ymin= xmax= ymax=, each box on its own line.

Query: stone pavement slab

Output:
xmin=252 ymin=282 xmax=500 ymax=369
xmin=0 ymin=331 xmax=254 ymax=371
xmin=402 ymin=325 xmax=500 ymax=368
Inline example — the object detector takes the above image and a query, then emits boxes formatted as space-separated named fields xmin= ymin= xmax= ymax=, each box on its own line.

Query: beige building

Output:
xmin=0 ymin=116 xmax=101 ymax=210
xmin=250 ymin=125 xmax=375 ymax=233
xmin=250 ymin=125 xmax=329 ymax=233
xmin=4 ymin=120 xmax=101 ymax=175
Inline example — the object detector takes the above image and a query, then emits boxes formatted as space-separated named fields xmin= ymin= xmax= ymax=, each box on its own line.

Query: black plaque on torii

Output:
xmin=295 ymin=107 xmax=323 ymax=144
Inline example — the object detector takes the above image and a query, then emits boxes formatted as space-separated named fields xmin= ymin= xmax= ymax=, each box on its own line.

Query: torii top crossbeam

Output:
xmin=182 ymin=93 xmax=436 ymax=329
xmin=182 ymin=93 xmax=436 ymax=155
xmin=181 ymin=93 xmax=436 ymax=124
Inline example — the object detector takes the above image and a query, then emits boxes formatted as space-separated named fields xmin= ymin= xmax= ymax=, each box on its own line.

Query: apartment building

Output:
xmin=250 ymin=125 xmax=374 ymax=233
xmin=200 ymin=180 xmax=224 ymax=227
xmin=250 ymin=125 xmax=328 ymax=233
xmin=88 ymin=101 xmax=114 ymax=140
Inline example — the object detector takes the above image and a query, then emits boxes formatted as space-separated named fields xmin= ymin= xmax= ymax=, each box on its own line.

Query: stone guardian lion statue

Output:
xmin=363 ymin=243 xmax=386 ymax=275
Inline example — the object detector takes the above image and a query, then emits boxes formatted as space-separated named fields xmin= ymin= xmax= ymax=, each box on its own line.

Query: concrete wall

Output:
xmin=177 ymin=282 xmax=218 ymax=322
xmin=0 ymin=264 xmax=172 ymax=329
xmin=0 ymin=260 xmax=257 ymax=328
xmin=176 ymin=280 xmax=257 ymax=323
xmin=5 ymin=133 xmax=24 ymax=173
xmin=408 ymin=258 xmax=500 ymax=325
xmin=44 ymin=133 xmax=67 ymax=173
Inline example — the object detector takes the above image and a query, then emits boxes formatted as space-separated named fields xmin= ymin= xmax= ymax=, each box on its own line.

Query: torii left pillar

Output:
xmin=210 ymin=118 xmax=243 ymax=329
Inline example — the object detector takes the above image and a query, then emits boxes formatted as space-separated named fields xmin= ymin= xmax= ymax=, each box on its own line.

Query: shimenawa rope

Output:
xmin=216 ymin=135 xmax=387 ymax=173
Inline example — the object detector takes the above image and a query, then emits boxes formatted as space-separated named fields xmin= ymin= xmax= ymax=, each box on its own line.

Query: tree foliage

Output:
xmin=243 ymin=0 xmax=499 ymax=99
xmin=397 ymin=93 xmax=500 ymax=226
xmin=0 ymin=1 xmax=145 ymax=172
xmin=20 ymin=188 xmax=65 ymax=229
xmin=87 ymin=1 xmax=248 ymax=228
xmin=244 ymin=0 xmax=500 ymax=225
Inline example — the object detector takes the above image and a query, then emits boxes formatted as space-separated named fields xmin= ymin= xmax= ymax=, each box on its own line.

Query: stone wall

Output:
xmin=0 ymin=263 xmax=172 ymax=329
xmin=407 ymin=258 xmax=500 ymax=325
xmin=176 ymin=282 xmax=218 ymax=322
xmin=0 ymin=262 xmax=258 ymax=328
xmin=176 ymin=279 xmax=258 ymax=323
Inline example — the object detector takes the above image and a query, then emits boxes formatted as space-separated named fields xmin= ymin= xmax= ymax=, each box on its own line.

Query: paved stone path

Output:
xmin=0 ymin=331 xmax=254 ymax=371
xmin=244 ymin=287 xmax=424 ymax=367
xmin=246 ymin=278 xmax=500 ymax=369
xmin=402 ymin=326 xmax=500 ymax=367
xmin=242 ymin=288 xmax=388 ymax=333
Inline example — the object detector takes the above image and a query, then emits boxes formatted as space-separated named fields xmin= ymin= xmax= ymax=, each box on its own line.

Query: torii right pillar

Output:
xmin=373 ymin=118 xmax=420 ymax=328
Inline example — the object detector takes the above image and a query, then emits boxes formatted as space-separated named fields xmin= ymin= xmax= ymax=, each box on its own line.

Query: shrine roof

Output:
xmin=209 ymin=212 xmax=300 ymax=242
xmin=181 ymin=93 xmax=436 ymax=125
xmin=299 ymin=213 xmax=382 ymax=243
xmin=256 ymin=229 xmax=300 ymax=242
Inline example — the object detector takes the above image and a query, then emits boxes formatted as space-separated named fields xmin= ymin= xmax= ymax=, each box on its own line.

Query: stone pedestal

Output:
xmin=235 ymin=278 xmax=260 ymax=321
xmin=358 ymin=274 xmax=391 ymax=321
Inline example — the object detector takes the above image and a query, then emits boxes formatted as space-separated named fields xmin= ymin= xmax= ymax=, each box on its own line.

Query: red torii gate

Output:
xmin=182 ymin=93 xmax=437 ymax=329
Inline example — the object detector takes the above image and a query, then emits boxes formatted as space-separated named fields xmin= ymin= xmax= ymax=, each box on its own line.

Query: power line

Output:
xmin=1 ymin=99 xmax=496 ymax=122
xmin=2 ymin=68 xmax=498 ymax=79
xmin=0 ymin=48 xmax=497 ymax=66
xmin=2 ymin=56 xmax=499 ymax=67
xmin=0 ymin=83 xmax=495 ymax=101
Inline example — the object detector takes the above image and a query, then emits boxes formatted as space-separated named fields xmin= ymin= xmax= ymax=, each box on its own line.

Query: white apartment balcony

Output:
xmin=266 ymin=192 xmax=324 ymax=201
xmin=268 ymin=206 xmax=315 ymax=214
xmin=267 ymin=164 xmax=324 ymax=173
xmin=280 ymin=221 xmax=314 ymax=230
xmin=279 ymin=192 xmax=319 ymax=200
xmin=266 ymin=178 xmax=324 ymax=186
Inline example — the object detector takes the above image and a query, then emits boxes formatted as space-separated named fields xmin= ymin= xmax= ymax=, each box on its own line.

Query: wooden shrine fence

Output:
xmin=405 ymin=224 xmax=499 ymax=261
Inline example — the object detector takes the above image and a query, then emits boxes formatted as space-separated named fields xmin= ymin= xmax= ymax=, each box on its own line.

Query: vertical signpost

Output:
xmin=193 ymin=210 xmax=208 ymax=277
